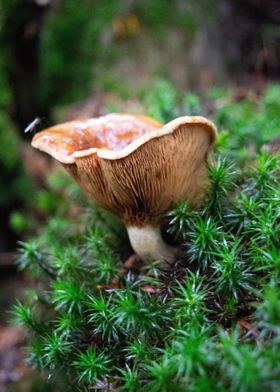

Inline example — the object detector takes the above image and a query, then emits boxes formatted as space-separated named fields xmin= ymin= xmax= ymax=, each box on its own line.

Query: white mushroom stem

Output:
xmin=127 ymin=225 xmax=178 ymax=263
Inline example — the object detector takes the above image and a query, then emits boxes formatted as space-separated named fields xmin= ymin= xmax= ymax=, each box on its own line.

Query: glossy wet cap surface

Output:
xmin=32 ymin=114 xmax=162 ymax=161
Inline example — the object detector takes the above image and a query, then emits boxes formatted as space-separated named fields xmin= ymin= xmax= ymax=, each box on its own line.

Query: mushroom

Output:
xmin=32 ymin=113 xmax=217 ymax=263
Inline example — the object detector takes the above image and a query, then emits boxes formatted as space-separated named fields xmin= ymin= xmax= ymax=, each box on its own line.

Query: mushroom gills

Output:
xmin=127 ymin=225 xmax=179 ymax=263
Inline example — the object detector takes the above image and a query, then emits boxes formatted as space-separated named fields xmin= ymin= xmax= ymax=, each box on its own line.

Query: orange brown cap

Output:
xmin=32 ymin=113 xmax=217 ymax=226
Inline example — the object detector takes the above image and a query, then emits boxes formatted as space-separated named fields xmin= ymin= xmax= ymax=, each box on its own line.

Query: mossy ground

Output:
xmin=12 ymin=83 xmax=280 ymax=391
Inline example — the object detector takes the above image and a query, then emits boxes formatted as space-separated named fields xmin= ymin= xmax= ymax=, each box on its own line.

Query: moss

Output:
xmin=12 ymin=84 xmax=280 ymax=391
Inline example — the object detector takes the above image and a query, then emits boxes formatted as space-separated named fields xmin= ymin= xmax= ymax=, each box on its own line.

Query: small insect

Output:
xmin=24 ymin=117 xmax=43 ymax=134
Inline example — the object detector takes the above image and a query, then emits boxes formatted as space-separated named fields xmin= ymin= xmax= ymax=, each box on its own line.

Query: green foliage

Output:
xmin=86 ymin=294 xmax=118 ymax=342
xmin=117 ymin=365 xmax=140 ymax=392
xmin=43 ymin=332 xmax=72 ymax=370
xmin=257 ymin=281 xmax=280 ymax=334
xmin=9 ymin=211 xmax=29 ymax=233
xmin=0 ymin=56 xmax=33 ymax=207
xmin=206 ymin=158 xmax=238 ymax=215
xmin=167 ymin=200 xmax=191 ymax=241
xmin=143 ymin=79 xmax=177 ymax=122
xmin=187 ymin=217 xmax=224 ymax=269
xmin=17 ymin=240 xmax=44 ymax=271
xmin=12 ymin=84 xmax=280 ymax=390
xmin=73 ymin=346 xmax=111 ymax=385
xmin=37 ymin=0 xmax=120 ymax=107
xmin=212 ymin=239 xmax=253 ymax=300
xmin=173 ymin=272 xmax=208 ymax=327
xmin=214 ymin=85 xmax=280 ymax=153
xmin=52 ymin=280 xmax=86 ymax=313
xmin=11 ymin=300 xmax=37 ymax=330
xmin=0 ymin=6 xmax=34 ymax=206
xmin=138 ymin=0 xmax=214 ymax=39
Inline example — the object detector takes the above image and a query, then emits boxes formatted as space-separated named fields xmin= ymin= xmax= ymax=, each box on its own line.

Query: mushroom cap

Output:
xmin=32 ymin=114 xmax=163 ymax=164
xmin=32 ymin=113 xmax=217 ymax=225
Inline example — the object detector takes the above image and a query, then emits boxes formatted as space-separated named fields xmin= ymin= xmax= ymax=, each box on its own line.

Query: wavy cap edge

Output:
xmin=31 ymin=115 xmax=217 ymax=164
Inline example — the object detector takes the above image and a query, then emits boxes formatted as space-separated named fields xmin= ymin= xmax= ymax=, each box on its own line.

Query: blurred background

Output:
xmin=0 ymin=0 xmax=280 ymax=390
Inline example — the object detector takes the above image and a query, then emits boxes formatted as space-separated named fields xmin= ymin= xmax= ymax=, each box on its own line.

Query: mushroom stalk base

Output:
xmin=127 ymin=225 xmax=177 ymax=263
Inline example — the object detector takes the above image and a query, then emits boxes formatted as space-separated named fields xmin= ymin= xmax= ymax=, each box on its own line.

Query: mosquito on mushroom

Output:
xmin=31 ymin=113 xmax=217 ymax=263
